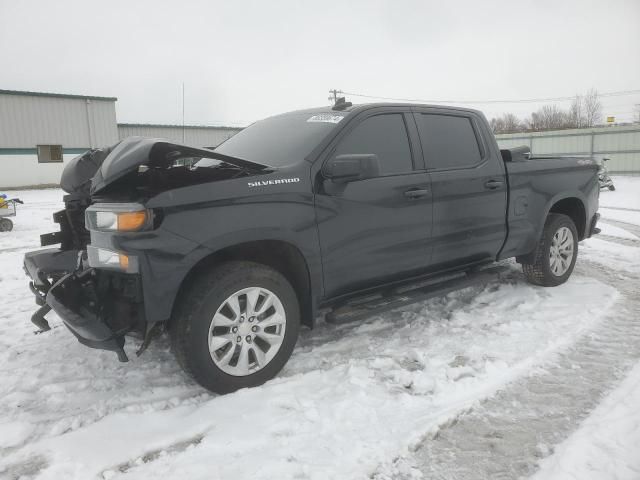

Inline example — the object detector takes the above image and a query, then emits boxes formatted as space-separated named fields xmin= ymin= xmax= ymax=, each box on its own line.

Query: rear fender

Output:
xmin=516 ymin=191 xmax=588 ymax=264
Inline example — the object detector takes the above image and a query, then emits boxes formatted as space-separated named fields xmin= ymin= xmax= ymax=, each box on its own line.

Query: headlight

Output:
xmin=85 ymin=203 xmax=152 ymax=232
xmin=87 ymin=245 xmax=139 ymax=273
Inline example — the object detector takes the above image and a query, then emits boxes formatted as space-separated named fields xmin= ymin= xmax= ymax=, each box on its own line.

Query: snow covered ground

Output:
xmin=531 ymin=362 xmax=640 ymax=480
xmin=598 ymin=175 xmax=640 ymax=226
xmin=0 ymin=177 xmax=639 ymax=480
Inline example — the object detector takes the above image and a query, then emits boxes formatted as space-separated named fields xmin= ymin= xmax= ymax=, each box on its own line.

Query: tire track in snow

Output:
xmin=593 ymin=234 xmax=640 ymax=247
xmin=400 ymin=259 xmax=640 ymax=480
xmin=598 ymin=218 xmax=640 ymax=237
xmin=600 ymin=206 xmax=640 ymax=213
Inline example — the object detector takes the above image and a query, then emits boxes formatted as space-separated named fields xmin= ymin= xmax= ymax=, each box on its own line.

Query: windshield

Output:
xmin=214 ymin=112 xmax=346 ymax=167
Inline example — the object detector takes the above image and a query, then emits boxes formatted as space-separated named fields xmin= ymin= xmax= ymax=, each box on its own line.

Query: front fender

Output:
xmin=134 ymin=190 xmax=323 ymax=326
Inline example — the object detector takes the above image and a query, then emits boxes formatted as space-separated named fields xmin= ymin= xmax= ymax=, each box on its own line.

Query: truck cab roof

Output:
xmin=277 ymin=102 xmax=483 ymax=117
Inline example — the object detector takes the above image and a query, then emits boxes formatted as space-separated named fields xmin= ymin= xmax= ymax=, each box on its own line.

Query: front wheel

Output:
xmin=170 ymin=261 xmax=300 ymax=394
xmin=521 ymin=213 xmax=578 ymax=287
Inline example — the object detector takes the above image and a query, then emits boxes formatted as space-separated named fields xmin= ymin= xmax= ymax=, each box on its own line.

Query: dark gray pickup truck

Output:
xmin=24 ymin=101 xmax=600 ymax=393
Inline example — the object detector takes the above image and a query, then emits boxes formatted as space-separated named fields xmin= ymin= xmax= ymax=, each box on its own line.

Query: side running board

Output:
xmin=326 ymin=266 xmax=507 ymax=324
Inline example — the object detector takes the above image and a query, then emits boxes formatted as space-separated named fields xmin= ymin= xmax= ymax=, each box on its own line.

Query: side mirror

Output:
xmin=323 ymin=154 xmax=380 ymax=183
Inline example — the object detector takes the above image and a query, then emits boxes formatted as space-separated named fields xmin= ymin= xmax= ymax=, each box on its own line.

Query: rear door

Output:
xmin=314 ymin=108 xmax=433 ymax=298
xmin=413 ymin=109 xmax=507 ymax=269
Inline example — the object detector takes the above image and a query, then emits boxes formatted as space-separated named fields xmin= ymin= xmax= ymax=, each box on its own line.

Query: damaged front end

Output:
xmin=25 ymin=146 xmax=110 ymax=335
xmin=42 ymin=266 xmax=144 ymax=361
xmin=24 ymin=137 xmax=268 ymax=361
xmin=23 ymin=145 xmax=145 ymax=361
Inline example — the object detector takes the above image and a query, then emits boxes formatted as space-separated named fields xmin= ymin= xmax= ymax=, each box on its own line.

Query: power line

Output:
xmin=342 ymin=89 xmax=640 ymax=105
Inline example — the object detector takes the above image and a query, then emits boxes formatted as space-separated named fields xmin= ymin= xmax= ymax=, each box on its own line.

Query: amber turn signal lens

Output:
xmin=118 ymin=254 xmax=130 ymax=270
xmin=117 ymin=211 xmax=147 ymax=231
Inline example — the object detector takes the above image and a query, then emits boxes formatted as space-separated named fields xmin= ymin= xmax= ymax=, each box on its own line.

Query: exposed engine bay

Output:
xmin=43 ymin=138 xmax=270 ymax=250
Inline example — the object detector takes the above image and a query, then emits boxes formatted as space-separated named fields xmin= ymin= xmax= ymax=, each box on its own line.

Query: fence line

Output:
xmin=495 ymin=125 xmax=640 ymax=173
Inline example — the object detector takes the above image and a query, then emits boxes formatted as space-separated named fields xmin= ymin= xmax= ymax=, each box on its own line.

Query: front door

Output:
xmin=315 ymin=111 xmax=433 ymax=298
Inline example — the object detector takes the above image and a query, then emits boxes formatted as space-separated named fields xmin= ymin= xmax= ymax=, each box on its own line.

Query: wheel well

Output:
xmin=549 ymin=197 xmax=586 ymax=240
xmin=176 ymin=240 xmax=313 ymax=328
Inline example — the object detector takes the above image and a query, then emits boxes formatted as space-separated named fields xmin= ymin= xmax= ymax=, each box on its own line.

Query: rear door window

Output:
xmin=416 ymin=114 xmax=482 ymax=169
xmin=333 ymin=114 xmax=414 ymax=175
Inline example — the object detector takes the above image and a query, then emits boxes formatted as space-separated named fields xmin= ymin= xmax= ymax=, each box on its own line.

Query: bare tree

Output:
xmin=501 ymin=113 xmax=521 ymax=133
xmin=583 ymin=88 xmax=602 ymax=127
xmin=568 ymin=95 xmax=585 ymax=128
xmin=490 ymin=113 xmax=522 ymax=133
xmin=525 ymin=104 xmax=570 ymax=131
xmin=493 ymin=88 xmax=603 ymax=132
xmin=567 ymin=89 xmax=602 ymax=128
xmin=490 ymin=117 xmax=504 ymax=133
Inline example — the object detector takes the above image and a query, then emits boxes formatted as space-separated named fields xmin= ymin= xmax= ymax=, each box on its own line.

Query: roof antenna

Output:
xmin=332 ymin=97 xmax=352 ymax=111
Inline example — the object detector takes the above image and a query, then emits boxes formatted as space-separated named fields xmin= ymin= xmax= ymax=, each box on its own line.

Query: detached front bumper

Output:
xmin=23 ymin=247 xmax=78 ymax=330
xmin=46 ymin=269 xmax=128 ymax=361
xmin=24 ymin=248 xmax=79 ymax=288
xmin=24 ymin=248 xmax=146 ymax=362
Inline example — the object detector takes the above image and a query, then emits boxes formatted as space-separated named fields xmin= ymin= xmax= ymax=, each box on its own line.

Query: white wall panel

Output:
xmin=0 ymin=154 xmax=73 ymax=188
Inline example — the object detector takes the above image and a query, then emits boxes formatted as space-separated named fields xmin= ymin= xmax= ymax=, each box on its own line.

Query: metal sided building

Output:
xmin=0 ymin=89 xmax=243 ymax=189
xmin=117 ymin=123 xmax=240 ymax=148
xmin=0 ymin=89 xmax=119 ymax=188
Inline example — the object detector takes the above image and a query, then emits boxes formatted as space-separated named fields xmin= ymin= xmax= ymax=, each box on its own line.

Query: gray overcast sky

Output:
xmin=1 ymin=0 xmax=639 ymax=126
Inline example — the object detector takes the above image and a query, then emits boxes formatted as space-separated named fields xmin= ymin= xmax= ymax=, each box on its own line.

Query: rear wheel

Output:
xmin=521 ymin=213 xmax=578 ymax=287
xmin=0 ymin=218 xmax=13 ymax=232
xmin=170 ymin=261 xmax=300 ymax=394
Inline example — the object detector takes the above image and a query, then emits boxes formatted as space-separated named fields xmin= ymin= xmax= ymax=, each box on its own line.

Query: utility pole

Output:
xmin=182 ymin=82 xmax=186 ymax=143
xmin=328 ymin=88 xmax=343 ymax=104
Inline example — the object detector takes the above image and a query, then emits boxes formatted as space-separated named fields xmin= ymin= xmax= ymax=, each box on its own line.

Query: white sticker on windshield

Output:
xmin=307 ymin=114 xmax=345 ymax=124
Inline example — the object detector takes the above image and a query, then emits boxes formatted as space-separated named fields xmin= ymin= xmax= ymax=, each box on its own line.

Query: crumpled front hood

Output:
xmin=60 ymin=146 xmax=114 ymax=195
xmin=90 ymin=137 xmax=268 ymax=195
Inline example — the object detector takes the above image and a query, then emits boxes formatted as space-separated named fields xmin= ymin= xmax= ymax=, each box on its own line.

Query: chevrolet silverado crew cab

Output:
xmin=24 ymin=101 xmax=600 ymax=393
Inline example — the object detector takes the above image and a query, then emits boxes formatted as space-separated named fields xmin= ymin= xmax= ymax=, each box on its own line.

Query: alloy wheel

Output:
xmin=549 ymin=226 xmax=574 ymax=276
xmin=207 ymin=287 xmax=286 ymax=376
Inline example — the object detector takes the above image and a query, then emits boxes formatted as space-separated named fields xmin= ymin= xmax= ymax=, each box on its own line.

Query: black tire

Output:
xmin=521 ymin=213 xmax=578 ymax=287
xmin=170 ymin=261 xmax=300 ymax=394
xmin=609 ymin=185 xmax=616 ymax=191
xmin=0 ymin=218 xmax=13 ymax=232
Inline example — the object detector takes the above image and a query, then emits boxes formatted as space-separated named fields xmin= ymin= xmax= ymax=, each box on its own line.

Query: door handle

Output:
xmin=484 ymin=179 xmax=504 ymax=190
xmin=404 ymin=188 xmax=430 ymax=199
